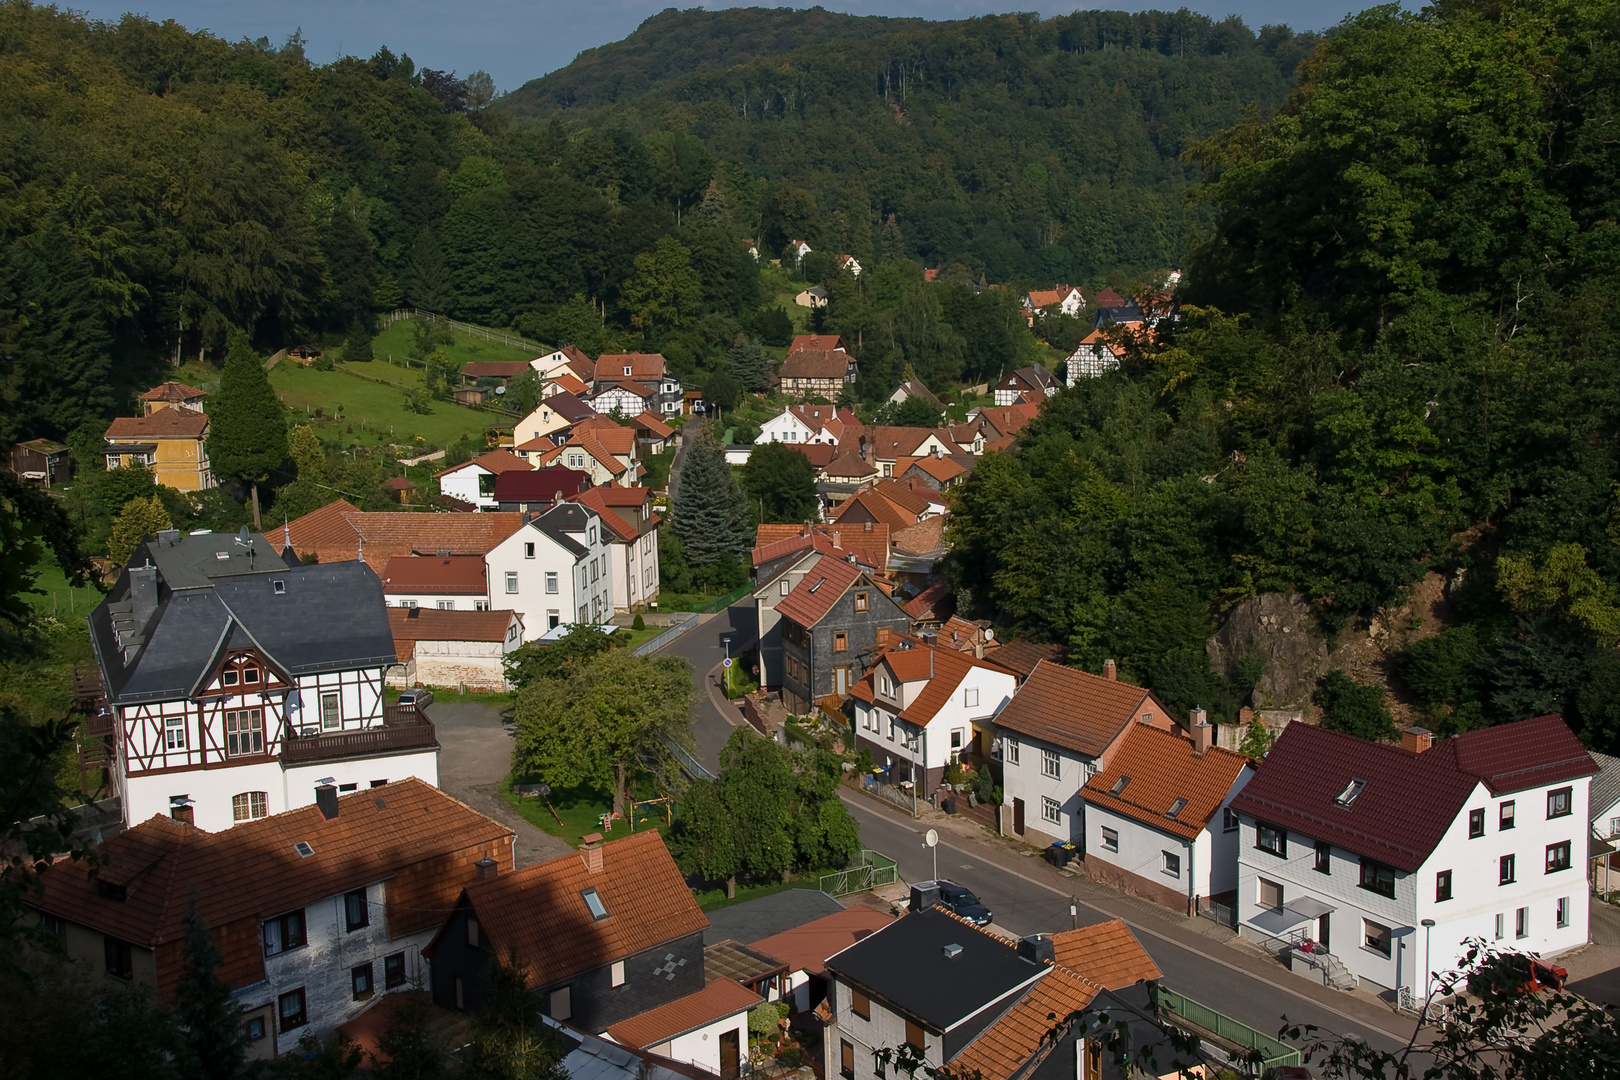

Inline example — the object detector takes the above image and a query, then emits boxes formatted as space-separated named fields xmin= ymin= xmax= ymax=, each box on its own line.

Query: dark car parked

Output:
xmin=937 ymin=881 xmax=993 ymax=926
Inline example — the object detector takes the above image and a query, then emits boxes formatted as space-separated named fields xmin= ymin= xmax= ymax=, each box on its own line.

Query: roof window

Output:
xmin=1165 ymin=798 xmax=1188 ymax=820
xmin=272 ymin=580 xmax=285 ymax=595
xmin=1334 ymin=779 xmax=1366 ymax=807
xmin=1110 ymin=776 xmax=1131 ymax=795
xmin=293 ymin=842 xmax=315 ymax=858
xmin=581 ymin=887 xmax=609 ymax=921
xmin=807 ymin=578 xmax=824 ymax=593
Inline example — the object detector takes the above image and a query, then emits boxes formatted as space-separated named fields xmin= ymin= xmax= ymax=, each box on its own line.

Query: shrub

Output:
xmin=777 ymin=1046 xmax=802 ymax=1068
xmin=632 ymin=613 xmax=646 ymax=630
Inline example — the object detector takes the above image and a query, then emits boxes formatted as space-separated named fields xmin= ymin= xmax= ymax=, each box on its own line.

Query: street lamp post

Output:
xmin=1421 ymin=917 xmax=1436 ymax=1005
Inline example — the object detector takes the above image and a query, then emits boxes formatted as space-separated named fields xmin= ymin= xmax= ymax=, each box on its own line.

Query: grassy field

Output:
xmin=270 ymin=362 xmax=500 ymax=450
xmin=372 ymin=319 xmax=544 ymax=368
xmin=501 ymin=775 xmax=672 ymax=847
xmin=24 ymin=555 xmax=104 ymax=618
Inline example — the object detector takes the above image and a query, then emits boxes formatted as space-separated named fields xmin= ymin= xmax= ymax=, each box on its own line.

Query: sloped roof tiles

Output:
xmin=1081 ymin=725 xmax=1254 ymax=841
xmin=992 ymin=660 xmax=1163 ymax=759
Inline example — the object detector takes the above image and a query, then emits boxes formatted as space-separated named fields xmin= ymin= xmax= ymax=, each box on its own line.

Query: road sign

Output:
xmin=722 ymin=657 xmax=733 ymax=668
xmin=925 ymin=829 xmax=939 ymax=847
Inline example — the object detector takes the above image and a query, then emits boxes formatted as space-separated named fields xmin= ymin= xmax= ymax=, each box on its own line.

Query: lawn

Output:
xmin=690 ymin=868 xmax=842 ymax=912
xmin=372 ymin=319 xmax=545 ymax=368
xmin=270 ymin=362 xmax=499 ymax=450
xmin=24 ymin=555 xmax=104 ymax=618
xmin=500 ymin=775 xmax=672 ymax=847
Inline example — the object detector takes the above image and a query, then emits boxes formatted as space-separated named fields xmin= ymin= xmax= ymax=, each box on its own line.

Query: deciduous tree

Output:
xmin=741 ymin=442 xmax=818 ymax=525
xmin=107 ymin=495 xmax=172 ymax=567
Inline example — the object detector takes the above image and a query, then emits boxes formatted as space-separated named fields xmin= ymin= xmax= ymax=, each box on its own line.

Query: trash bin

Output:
xmin=942 ymin=796 xmax=957 ymax=815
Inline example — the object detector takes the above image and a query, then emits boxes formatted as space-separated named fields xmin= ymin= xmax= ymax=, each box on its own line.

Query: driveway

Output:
xmin=429 ymin=702 xmax=571 ymax=867
xmin=654 ymin=604 xmax=757 ymax=773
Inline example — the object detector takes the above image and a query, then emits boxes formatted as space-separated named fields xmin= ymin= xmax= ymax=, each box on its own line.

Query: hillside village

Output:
xmin=5 ymin=1 xmax=1620 ymax=1077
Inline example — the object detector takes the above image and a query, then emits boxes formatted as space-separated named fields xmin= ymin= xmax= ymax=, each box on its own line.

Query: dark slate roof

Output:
xmin=89 ymin=533 xmax=396 ymax=705
xmin=1230 ymin=716 xmax=1597 ymax=872
xmin=825 ymin=908 xmax=1045 ymax=1031
xmin=530 ymin=502 xmax=594 ymax=559
xmin=1591 ymin=752 xmax=1620 ymax=820
xmin=1094 ymin=301 xmax=1145 ymax=326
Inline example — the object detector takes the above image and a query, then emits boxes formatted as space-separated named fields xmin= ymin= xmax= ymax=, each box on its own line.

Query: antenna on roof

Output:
xmin=235 ymin=525 xmax=252 ymax=547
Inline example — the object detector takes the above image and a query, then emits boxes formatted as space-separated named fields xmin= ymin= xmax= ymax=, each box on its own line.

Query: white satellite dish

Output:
xmin=925 ymin=829 xmax=939 ymax=848
xmin=494 ymin=384 xmax=507 ymax=395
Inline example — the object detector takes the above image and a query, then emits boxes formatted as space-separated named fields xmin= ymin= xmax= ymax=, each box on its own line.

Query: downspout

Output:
xmin=1188 ymin=835 xmax=1196 ymax=917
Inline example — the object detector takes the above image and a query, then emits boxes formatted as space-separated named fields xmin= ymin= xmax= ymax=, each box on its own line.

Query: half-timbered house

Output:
xmin=88 ymin=528 xmax=440 ymax=833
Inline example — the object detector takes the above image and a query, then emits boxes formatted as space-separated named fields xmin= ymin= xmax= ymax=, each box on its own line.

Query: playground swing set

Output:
xmin=596 ymin=796 xmax=673 ymax=834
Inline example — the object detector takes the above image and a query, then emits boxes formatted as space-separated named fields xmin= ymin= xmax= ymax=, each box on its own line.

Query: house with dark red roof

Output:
xmin=492 ymin=465 xmax=591 ymax=512
xmin=776 ymin=555 xmax=909 ymax=712
xmin=381 ymin=554 xmax=489 ymax=610
xmin=849 ymin=641 xmax=1018 ymax=795
xmin=434 ymin=449 xmax=533 ymax=511
xmin=425 ymin=831 xmax=710 ymax=1033
xmin=993 ymin=660 xmax=1180 ymax=846
xmin=1229 ymin=716 xmax=1598 ymax=995
xmin=1078 ymin=715 xmax=1254 ymax=915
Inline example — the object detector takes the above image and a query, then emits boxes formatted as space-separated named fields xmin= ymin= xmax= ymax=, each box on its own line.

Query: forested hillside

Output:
xmin=508 ymin=7 xmax=1317 ymax=282
xmin=945 ymin=0 xmax=1620 ymax=753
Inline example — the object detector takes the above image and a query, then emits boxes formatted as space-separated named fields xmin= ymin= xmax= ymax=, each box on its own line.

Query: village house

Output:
xmin=837 ymin=254 xmax=864 ymax=277
xmin=1065 ymin=331 xmax=1122 ymax=382
xmin=753 ymin=533 xmax=888 ymax=689
xmin=9 ymin=436 xmax=72 ymax=487
xmin=777 ymin=350 xmax=857 ymax=400
xmin=533 ymin=428 xmax=642 ymax=488
xmin=1589 ymin=752 xmax=1620 ymax=895
xmin=862 ymin=427 xmax=956 ymax=478
xmin=88 ymin=529 xmax=440 ymax=832
xmin=1230 ymin=716 xmax=1597 ymax=997
xmin=777 ymin=556 xmax=909 ymax=711
xmin=380 ymin=554 xmax=490 ymax=610
xmin=994 ymin=660 xmax=1178 ymax=846
xmin=899 ymin=453 xmax=971 ymax=492
xmin=484 ymin=501 xmax=615 ymax=638
xmin=750 ymin=906 xmax=895 ymax=1014
xmin=532 ymin=344 xmax=597 ymax=384
xmin=631 ymin=410 xmax=676 ymax=453
xmin=791 ymin=334 xmax=846 ymax=354
xmin=992 ymin=365 xmax=1060 ymax=407
xmin=594 ymin=353 xmax=683 ymax=415
xmin=1021 ymin=285 xmax=1086 ymax=326
xmin=425 ymin=831 xmax=717 ymax=1035
xmin=570 ymin=486 xmax=661 ymax=612
xmin=387 ymin=607 xmax=523 ymax=693
xmin=824 ymin=900 xmax=1171 ymax=1080
xmin=794 ymin=285 xmax=829 ymax=309
xmin=787 ymin=239 xmax=813 ymax=261
xmin=492 ymin=465 xmax=592 ymax=512
xmin=434 ymin=450 xmax=533 ymax=511
xmin=589 ymin=380 xmax=661 ymax=419
xmin=28 ymin=780 xmax=514 ymax=1060
xmin=283 ymin=500 xmax=524 ymax=572
xmin=603 ymin=973 xmax=761 ymax=1076
xmin=848 ymin=640 xmax=1018 ymax=796
xmin=513 ymin=392 xmax=597 ymax=449
xmin=887 ymin=378 xmax=943 ymax=414
xmin=140 ymin=380 xmax=208 ymax=415
xmin=103 ymin=409 xmax=214 ymax=490
xmin=1078 ymin=715 xmax=1255 ymax=915
xmin=759 ymin=403 xmax=858 ymax=445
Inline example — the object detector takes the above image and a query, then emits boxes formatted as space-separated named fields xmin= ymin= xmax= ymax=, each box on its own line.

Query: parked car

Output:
xmin=396 ymin=689 xmax=434 ymax=710
xmin=937 ymin=881 xmax=993 ymax=926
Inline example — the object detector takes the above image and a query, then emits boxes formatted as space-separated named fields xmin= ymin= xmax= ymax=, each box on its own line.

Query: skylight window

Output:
xmin=807 ymin=579 xmax=824 ymax=593
xmin=1334 ymin=779 xmax=1366 ymax=807
xmin=581 ymin=887 xmax=609 ymax=921
xmin=294 ymin=842 xmax=315 ymax=858
xmin=1110 ymin=776 xmax=1131 ymax=795
xmin=1166 ymin=798 xmax=1189 ymax=820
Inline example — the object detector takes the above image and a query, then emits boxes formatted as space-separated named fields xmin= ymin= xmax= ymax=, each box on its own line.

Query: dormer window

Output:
xmin=243 ymin=667 xmax=260 ymax=684
xmin=623 ymin=365 xmax=632 ymax=376
xmin=1334 ymin=779 xmax=1366 ymax=807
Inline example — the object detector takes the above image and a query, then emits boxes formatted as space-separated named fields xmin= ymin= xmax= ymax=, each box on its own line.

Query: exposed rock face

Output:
xmin=1206 ymin=592 xmax=1330 ymax=711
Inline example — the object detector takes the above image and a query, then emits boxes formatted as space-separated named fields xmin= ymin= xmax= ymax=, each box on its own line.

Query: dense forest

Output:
xmin=946 ymin=0 xmax=1620 ymax=753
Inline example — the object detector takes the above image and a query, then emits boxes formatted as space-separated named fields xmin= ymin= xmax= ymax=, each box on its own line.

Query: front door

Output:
xmin=719 ymin=1029 xmax=739 ymax=1078
xmin=1013 ymin=797 xmax=1025 ymax=834
xmin=1318 ymin=913 xmax=1331 ymax=953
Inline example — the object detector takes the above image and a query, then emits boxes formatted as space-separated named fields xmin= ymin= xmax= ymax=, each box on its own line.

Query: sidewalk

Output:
xmin=842 ymin=783 xmax=1422 ymax=1045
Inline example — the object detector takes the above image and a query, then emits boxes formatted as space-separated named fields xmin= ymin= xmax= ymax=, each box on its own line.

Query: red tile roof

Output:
xmin=774 ymin=557 xmax=865 ymax=629
xmin=822 ymin=451 xmax=878 ymax=479
xmin=831 ymin=490 xmax=916 ymax=535
xmin=787 ymin=442 xmax=837 ymax=469
xmin=462 ymin=361 xmax=531 ymax=379
xmin=934 ymin=616 xmax=984 ymax=650
xmin=852 ymin=644 xmax=1015 ymax=725
xmin=437 ymin=831 xmax=707 ymax=989
xmin=283 ymin=502 xmax=525 ymax=570
xmin=752 ymin=524 xmax=888 ymax=573
xmin=634 ymin=411 xmax=675 ymax=438
xmin=547 ymin=372 xmax=592 ymax=396
xmin=571 ymin=487 xmax=650 ymax=543
xmin=789 ymin=334 xmax=845 ymax=354
xmin=29 ymin=780 xmax=511 ymax=998
xmin=749 ymin=907 xmax=895 ymax=977
xmin=992 ymin=660 xmax=1166 ymax=759
xmin=1093 ymin=288 xmax=1127 ymax=307
xmin=1231 ymin=715 xmax=1598 ymax=872
xmin=1049 ymin=918 xmax=1162 ymax=988
xmin=778 ymin=350 xmax=852 ymax=380
xmin=554 ymin=344 xmax=596 ymax=382
xmin=952 ymin=964 xmax=1099 ymax=1080
xmin=866 ymin=426 xmax=943 ymax=460
xmin=434 ymin=449 xmax=532 ymax=479
xmin=893 ymin=515 xmax=946 ymax=556
xmin=904 ymin=581 xmax=951 ymax=620
xmin=389 ymin=607 xmax=519 ymax=659
xmin=604 ymin=978 xmax=762 ymax=1049
xmin=381 ymin=554 xmax=488 ymax=595
xmin=596 ymin=353 xmax=669 ymax=382
xmin=105 ymin=410 xmax=209 ymax=439
xmin=905 ymin=455 xmax=967 ymax=483
xmin=543 ymin=390 xmax=597 ymax=422
xmin=976 ymin=403 xmax=1038 ymax=440
xmin=1081 ymin=725 xmax=1254 ymax=841
xmin=139 ymin=380 xmax=206 ymax=402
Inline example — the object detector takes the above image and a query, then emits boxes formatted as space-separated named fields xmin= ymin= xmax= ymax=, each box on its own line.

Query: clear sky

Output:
xmin=71 ymin=1 xmax=1370 ymax=95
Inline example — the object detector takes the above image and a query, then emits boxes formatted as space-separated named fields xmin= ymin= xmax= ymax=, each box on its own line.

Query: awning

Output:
xmin=1590 ymin=834 xmax=1616 ymax=860
xmin=1247 ymin=896 xmax=1336 ymax=936
xmin=1285 ymin=896 xmax=1337 ymax=919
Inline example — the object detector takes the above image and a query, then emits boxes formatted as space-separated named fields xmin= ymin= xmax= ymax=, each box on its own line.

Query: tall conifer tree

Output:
xmin=206 ymin=332 xmax=288 ymax=530
xmin=672 ymin=423 xmax=750 ymax=573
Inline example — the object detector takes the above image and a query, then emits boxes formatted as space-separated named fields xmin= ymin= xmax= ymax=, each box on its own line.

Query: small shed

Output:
xmin=387 ymin=608 xmax=524 ymax=693
xmin=386 ymin=476 xmax=417 ymax=504
xmin=452 ymin=386 xmax=492 ymax=407
xmin=10 ymin=438 xmax=73 ymax=488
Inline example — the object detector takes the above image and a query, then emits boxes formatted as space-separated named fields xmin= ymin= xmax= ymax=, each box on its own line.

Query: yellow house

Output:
xmin=103 ymin=410 xmax=215 ymax=491
xmin=139 ymin=381 xmax=207 ymax=416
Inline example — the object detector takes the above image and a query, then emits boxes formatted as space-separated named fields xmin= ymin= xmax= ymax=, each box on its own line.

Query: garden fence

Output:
xmin=634 ymin=613 xmax=699 ymax=656
xmin=819 ymin=849 xmax=899 ymax=897
xmin=384 ymin=307 xmax=548 ymax=353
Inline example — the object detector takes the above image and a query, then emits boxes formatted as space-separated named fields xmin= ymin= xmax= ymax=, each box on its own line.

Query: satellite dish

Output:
xmin=925 ymin=829 xmax=939 ymax=848
xmin=235 ymin=525 xmax=252 ymax=546
xmin=494 ymin=385 xmax=507 ymax=395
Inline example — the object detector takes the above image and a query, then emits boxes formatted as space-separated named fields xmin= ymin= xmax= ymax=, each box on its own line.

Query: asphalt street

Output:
xmin=658 ymin=604 xmax=757 ymax=773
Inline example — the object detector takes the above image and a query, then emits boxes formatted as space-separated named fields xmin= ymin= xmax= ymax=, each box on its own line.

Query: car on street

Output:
xmin=937 ymin=881 xmax=993 ymax=926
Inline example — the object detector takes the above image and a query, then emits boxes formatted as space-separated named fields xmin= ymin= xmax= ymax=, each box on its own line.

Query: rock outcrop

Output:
xmin=1206 ymin=592 xmax=1330 ymax=711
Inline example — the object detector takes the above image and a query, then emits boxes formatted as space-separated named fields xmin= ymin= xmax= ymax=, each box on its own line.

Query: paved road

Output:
xmin=843 ymin=797 xmax=1415 ymax=1055
xmin=656 ymin=604 xmax=758 ymax=773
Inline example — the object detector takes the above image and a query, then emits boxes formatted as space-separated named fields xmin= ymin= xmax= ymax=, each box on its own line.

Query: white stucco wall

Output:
xmin=437 ymin=464 xmax=498 ymax=510
xmin=486 ymin=515 xmax=614 ymax=641
xmin=386 ymin=591 xmax=488 ymax=610
xmin=648 ymin=1011 xmax=750 ymax=1076
xmin=998 ymin=732 xmax=1091 ymax=846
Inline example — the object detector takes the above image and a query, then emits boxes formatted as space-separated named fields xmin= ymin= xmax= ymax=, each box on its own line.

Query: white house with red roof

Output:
xmin=593 ymin=353 xmax=682 ymax=415
xmin=1078 ymin=715 xmax=1255 ymax=915
xmin=836 ymin=254 xmax=863 ymax=277
xmin=1021 ymin=286 xmax=1086 ymax=324
xmin=435 ymin=450 xmax=533 ymax=511
xmin=569 ymin=486 xmax=660 ymax=612
xmin=758 ymin=403 xmax=857 ymax=446
xmin=380 ymin=554 xmax=489 ymax=610
xmin=849 ymin=640 xmax=1017 ymax=795
xmin=1065 ymin=331 xmax=1122 ymax=383
xmin=1230 ymin=716 xmax=1598 ymax=998
xmin=485 ymin=502 xmax=615 ymax=639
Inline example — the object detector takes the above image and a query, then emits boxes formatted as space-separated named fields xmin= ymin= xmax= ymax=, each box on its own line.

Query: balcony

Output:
xmin=280 ymin=707 xmax=438 ymax=766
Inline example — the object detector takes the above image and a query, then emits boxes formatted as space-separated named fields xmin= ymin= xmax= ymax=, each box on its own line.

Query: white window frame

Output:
xmin=1004 ymin=736 xmax=1019 ymax=765
xmin=545 ymin=572 xmax=559 ymax=595
xmin=320 ymin=692 xmax=341 ymax=731
xmin=164 ymin=715 xmax=186 ymax=751
xmin=1041 ymin=747 xmax=1061 ymax=779
xmin=505 ymin=571 xmax=519 ymax=594
xmin=1041 ymin=796 xmax=1061 ymax=825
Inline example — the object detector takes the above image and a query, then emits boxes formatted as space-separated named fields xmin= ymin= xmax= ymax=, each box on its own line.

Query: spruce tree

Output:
xmin=206 ymin=331 xmax=288 ymax=530
xmin=341 ymin=316 xmax=375 ymax=363
xmin=467 ymin=948 xmax=566 ymax=1080
xmin=727 ymin=334 xmax=771 ymax=393
xmin=373 ymin=987 xmax=447 ymax=1080
xmin=672 ymin=423 xmax=750 ymax=574
xmin=173 ymin=906 xmax=245 ymax=1080
xmin=407 ymin=226 xmax=455 ymax=314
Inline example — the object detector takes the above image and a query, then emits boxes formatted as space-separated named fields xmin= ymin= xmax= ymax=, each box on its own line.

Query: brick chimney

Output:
xmin=474 ymin=856 xmax=499 ymax=881
xmin=580 ymin=833 xmax=604 ymax=874
xmin=1190 ymin=707 xmax=1211 ymax=756
xmin=1102 ymin=659 xmax=1117 ymax=681
xmin=1402 ymin=726 xmax=1433 ymax=754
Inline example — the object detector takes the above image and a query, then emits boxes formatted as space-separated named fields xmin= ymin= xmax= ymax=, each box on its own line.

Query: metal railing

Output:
xmin=1198 ymin=899 xmax=1236 ymax=929
xmin=1157 ymin=988 xmax=1300 ymax=1070
xmin=634 ymin=612 xmax=700 ymax=655
xmin=698 ymin=582 xmax=756 ymax=614
xmin=820 ymin=849 xmax=899 ymax=897
xmin=665 ymin=736 xmax=716 ymax=781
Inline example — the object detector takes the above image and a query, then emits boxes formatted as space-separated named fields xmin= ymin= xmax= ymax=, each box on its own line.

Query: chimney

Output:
xmin=129 ymin=565 xmax=159 ymax=629
xmin=1402 ymin=726 xmax=1433 ymax=754
xmin=1190 ymin=708 xmax=1211 ymax=756
xmin=1018 ymin=934 xmax=1055 ymax=965
xmin=157 ymin=528 xmax=180 ymax=548
xmin=580 ymin=833 xmax=604 ymax=874
xmin=315 ymin=784 xmax=339 ymax=820
xmin=831 ymin=531 xmax=840 ymax=548
xmin=1102 ymin=659 xmax=1117 ymax=681
xmin=909 ymin=880 xmax=942 ymax=912
xmin=474 ymin=856 xmax=499 ymax=881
